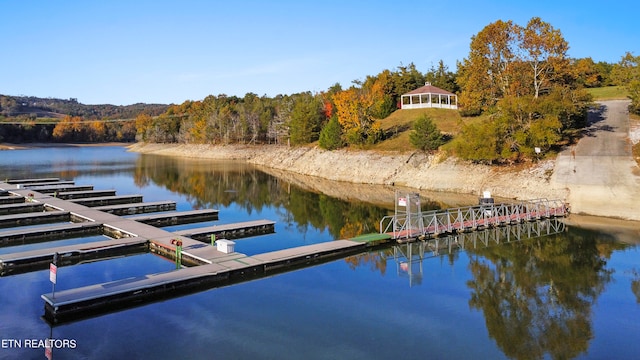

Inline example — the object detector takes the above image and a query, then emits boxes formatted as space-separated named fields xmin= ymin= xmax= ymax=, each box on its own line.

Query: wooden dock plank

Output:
xmin=173 ymin=219 xmax=275 ymax=240
xmin=0 ymin=196 xmax=26 ymax=205
xmin=56 ymin=190 xmax=117 ymax=200
xmin=23 ymin=185 xmax=95 ymax=194
xmin=6 ymin=177 xmax=61 ymax=184
xmin=19 ymin=181 xmax=75 ymax=188
xmin=40 ymin=239 xmax=368 ymax=320
xmin=0 ymin=222 xmax=104 ymax=246
xmin=41 ymin=262 xmax=233 ymax=307
xmin=0 ymin=237 xmax=148 ymax=263
xmin=252 ymin=240 xmax=365 ymax=263
xmin=127 ymin=209 xmax=219 ymax=226
xmin=68 ymin=195 xmax=144 ymax=207
xmin=0 ymin=237 xmax=150 ymax=276
xmin=93 ymin=201 xmax=177 ymax=215
xmin=0 ymin=202 xmax=44 ymax=215
xmin=0 ymin=211 xmax=71 ymax=228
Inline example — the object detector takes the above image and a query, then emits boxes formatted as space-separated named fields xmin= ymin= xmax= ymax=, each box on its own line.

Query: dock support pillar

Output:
xmin=170 ymin=239 xmax=183 ymax=269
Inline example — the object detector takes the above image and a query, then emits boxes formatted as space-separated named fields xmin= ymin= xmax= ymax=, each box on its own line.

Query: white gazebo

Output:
xmin=400 ymin=82 xmax=458 ymax=110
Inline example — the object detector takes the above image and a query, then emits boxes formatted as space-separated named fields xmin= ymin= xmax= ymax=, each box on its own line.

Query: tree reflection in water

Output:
xmin=132 ymin=153 xmax=635 ymax=359
xmin=466 ymin=227 xmax=625 ymax=359
xmin=631 ymin=269 xmax=640 ymax=304
xmin=132 ymin=153 xmax=395 ymax=240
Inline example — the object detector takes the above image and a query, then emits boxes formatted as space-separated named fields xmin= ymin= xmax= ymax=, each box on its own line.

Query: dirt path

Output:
xmin=552 ymin=100 xmax=640 ymax=219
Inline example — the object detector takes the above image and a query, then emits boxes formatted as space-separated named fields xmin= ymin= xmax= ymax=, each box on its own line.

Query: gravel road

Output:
xmin=552 ymin=100 xmax=640 ymax=220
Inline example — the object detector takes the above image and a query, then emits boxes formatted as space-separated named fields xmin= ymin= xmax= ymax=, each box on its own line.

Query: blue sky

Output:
xmin=2 ymin=0 xmax=637 ymax=105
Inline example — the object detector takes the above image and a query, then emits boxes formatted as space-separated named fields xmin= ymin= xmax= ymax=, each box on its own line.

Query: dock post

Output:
xmin=211 ymin=234 xmax=216 ymax=247
xmin=170 ymin=239 xmax=183 ymax=269
xmin=51 ymin=253 xmax=58 ymax=299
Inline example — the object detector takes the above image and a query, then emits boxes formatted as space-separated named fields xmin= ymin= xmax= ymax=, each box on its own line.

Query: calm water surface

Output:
xmin=0 ymin=146 xmax=638 ymax=360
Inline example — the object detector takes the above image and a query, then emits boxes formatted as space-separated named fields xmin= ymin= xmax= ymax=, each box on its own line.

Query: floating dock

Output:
xmin=93 ymin=201 xmax=177 ymax=215
xmin=26 ymin=185 xmax=95 ymax=194
xmin=0 ymin=211 xmax=71 ymax=228
xmin=0 ymin=222 xmax=104 ymax=247
xmin=0 ymin=195 xmax=28 ymax=205
xmin=55 ymin=190 xmax=117 ymax=200
xmin=68 ymin=194 xmax=144 ymax=207
xmin=0 ymin=177 xmax=285 ymax=323
xmin=0 ymin=202 xmax=45 ymax=215
xmin=127 ymin=209 xmax=219 ymax=226
xmin=0 ymin=237 xmax=149 ymax=276
xmin=173 ymin=219 xmax=275 ymax=241
xmin=41 ymin=239 xmax=368 ymax=323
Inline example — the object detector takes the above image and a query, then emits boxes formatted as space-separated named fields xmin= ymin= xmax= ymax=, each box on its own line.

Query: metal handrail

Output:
xmin=381 ymin=199 xmax=568 ymax=240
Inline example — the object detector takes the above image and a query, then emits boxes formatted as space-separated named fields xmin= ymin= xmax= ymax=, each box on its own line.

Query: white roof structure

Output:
xmin=401 ymin=82 xmax=458 ymax=110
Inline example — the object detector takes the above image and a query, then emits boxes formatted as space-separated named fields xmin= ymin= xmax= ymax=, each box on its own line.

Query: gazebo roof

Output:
xmin=403 ymin=83 xmax=454 ymax=96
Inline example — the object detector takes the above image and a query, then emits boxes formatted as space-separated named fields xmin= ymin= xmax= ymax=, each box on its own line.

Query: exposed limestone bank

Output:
xmin=128 ymin=142 xmax=568 ymax=205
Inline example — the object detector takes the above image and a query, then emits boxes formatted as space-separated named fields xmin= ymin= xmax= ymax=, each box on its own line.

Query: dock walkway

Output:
xmin=0 ymin=178 xmax=276 ymax=275
xmin=41 ymin=239 xmax=367 ymax=322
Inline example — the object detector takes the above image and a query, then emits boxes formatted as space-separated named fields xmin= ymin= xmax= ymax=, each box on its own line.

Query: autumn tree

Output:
xmin=332 ymin=87 xmax=383 ymax=146
xmin=457 ymin=20 xmax=519 ymax=115
xmin=52 ymin=115 xmax=83 ymax=141
xmin=519 ymin=17 xmax=570 ymax=98
xmin=455 ymin=17 xmax=590 ymax=162
xmin=361 ymin=70 xmax=396 ymax=119
xmin=135 ymin=113 xmax=153 ymax=141
xmin=572 ymin=58 xmax=603 ymax=88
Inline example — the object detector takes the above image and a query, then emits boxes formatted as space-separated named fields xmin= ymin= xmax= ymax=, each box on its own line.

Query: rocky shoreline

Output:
xmin=127 ymin=142 xmax=566 ymax=204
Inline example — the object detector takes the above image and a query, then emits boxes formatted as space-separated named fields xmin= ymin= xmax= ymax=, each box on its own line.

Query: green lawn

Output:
xmin=372 ymin=107 xmax=484 ymax=152
xmin=587 ymin=86 xmax=629 ymax=100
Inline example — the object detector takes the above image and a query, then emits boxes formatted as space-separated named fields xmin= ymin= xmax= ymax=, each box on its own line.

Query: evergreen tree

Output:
xmin=319 ymin=116 xmax=344 ymax=150
xmin=409 ymin=115 xmax=444 ymax=151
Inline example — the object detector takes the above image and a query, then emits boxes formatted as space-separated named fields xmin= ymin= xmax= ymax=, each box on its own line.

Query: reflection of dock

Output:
xmin=391 ymin=218 xmax=566 ymax=287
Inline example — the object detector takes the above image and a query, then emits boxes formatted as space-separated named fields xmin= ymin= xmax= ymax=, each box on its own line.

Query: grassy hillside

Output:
xmin=587 ymin=86 xmax=629 ymax=100
xmin=369 ymin=87 xmax=631 ymax=153
xmin=372 ymin=107 xmax=484 ymax=152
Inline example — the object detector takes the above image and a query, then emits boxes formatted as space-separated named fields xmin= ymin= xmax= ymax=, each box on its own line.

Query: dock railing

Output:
xmin=380 ymin=199 xmax=568 ymax=240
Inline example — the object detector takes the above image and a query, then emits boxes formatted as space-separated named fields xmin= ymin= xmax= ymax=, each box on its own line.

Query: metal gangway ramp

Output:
xmin=380 ymin=191 xmax=568 ymax=240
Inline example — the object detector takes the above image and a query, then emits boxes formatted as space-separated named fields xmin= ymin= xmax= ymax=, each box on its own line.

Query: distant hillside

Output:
xmin=0 ymin=95 xmax=169 ymax=120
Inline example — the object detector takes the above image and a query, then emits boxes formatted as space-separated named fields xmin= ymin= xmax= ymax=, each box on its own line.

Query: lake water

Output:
xmin=0 ymin=146 xmax=639 ymax=360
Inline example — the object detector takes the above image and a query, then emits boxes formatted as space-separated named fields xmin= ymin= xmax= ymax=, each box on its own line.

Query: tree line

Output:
xmin=133 ymin=61 xmax=457 ymax=147
xmin=135 ymin=17 xmax=638 ymax=163
xmin=2 ymin=17 xmax=638 ymax=162
xmin=0 ymin=95 xmax=167 ymax=143
xmin=0 ymin=95 xmax=167 ymax=120
xmin=0 ymin=116 xmax=138 ymax=143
